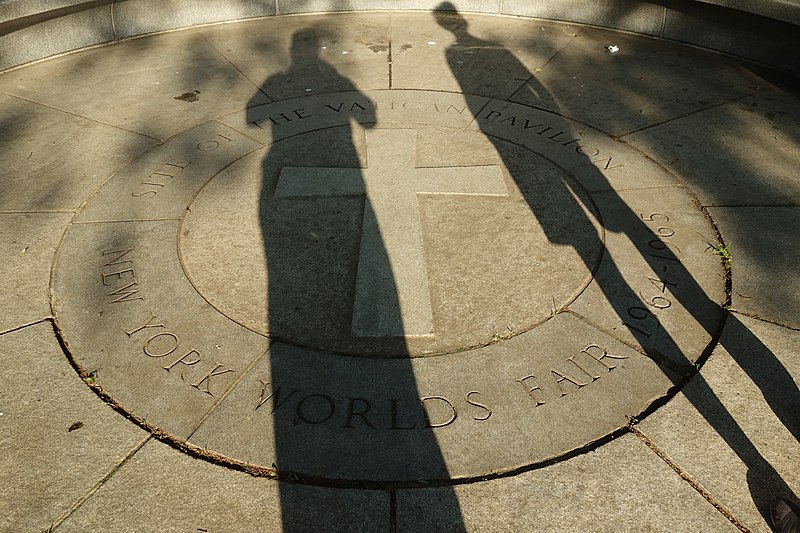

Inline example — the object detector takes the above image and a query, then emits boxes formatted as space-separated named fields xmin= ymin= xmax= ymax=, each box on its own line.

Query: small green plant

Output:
xmin=549 ymin=296 xmax=564 ymax=318
xmin=491 ymin=325 xmax=513 ymax=342
xmin=708 ymin=241 xmax=731 ymax=269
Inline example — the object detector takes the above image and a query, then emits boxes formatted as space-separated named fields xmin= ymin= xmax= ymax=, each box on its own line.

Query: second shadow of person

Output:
xmin=435 ymin=2 xmax=798 ymax=522
xmin=246 ymin=28 xmax=466 ymax=531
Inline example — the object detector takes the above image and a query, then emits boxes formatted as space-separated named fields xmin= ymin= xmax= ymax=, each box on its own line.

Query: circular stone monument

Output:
xmin=52 ymin=89 xmax=726 ymax=483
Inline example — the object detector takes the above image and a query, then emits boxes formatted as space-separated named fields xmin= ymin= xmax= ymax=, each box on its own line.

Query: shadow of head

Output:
xmin=290 ymin=28 xmax=322 ymax=61
xmin=434 ymin=2 xmax=468 ymax=36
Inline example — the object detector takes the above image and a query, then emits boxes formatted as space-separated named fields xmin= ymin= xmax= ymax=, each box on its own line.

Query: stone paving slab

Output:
xmin=510 ymin=25 xmax=765 ymax=137
xmin=569 ymin=186 xmax=726 ymax=372
xmin=0 ymin=212 xmax=71 ymax=333
xmin=0 ymin=92 xmax=156 ymax=212
xmin=468 ymin=98 xmax=682 ymax=192
xmin=623 ymin=89 xmax=800 ymax=207
xmin=200 ymin=13 xmax=391 ymax=101
xmin=74 ymin=121 xmax=262 ymax=222
xmin=396 ymin=433 xmax=739 ymax=532
xmin=636 ymin=314 xmax=800 ymax=532
xmin=52 ymin=220 xmax=270 ymax=438
xmin=0 ymin=323 xmax=148 ymax=533
xmin=390 ymin=13 xmax=578 ymax=99
xmin=188 ymin=314 xmax=679 ymax=482
xmin=707 ymin=207 xmax=800 ymax=329
xmin=55 ymin=439 xmax=389 ymax=533
xmin=0 ymin=30 xmax=270 ymax=140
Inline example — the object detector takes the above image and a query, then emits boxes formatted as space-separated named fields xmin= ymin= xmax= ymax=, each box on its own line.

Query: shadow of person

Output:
xmin=246 ymin=28 xmax=465 ymax=530
xmin=435 ymin=2 xmax=798 ymax=523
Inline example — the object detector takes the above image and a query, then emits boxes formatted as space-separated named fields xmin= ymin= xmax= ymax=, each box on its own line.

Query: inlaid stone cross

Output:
xmin=276 ymin=128 xmax=507 ymax=337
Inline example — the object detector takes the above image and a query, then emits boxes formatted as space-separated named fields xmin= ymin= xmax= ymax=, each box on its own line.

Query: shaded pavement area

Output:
xmin=0 ymin=9 xmax=798 ymax=533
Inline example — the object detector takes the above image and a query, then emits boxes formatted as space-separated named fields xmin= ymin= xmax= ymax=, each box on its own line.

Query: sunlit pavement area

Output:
xmin=1 ymin=6 xmax=799 ymax=533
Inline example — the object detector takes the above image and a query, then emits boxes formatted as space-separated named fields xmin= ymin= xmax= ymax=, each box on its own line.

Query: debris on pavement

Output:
xmin=174 ymin=90 xmax=200 ymax=102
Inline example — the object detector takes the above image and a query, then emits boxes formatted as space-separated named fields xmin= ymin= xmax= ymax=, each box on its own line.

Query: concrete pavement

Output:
xmin=0 ymin=10 xmax=798 ymax=532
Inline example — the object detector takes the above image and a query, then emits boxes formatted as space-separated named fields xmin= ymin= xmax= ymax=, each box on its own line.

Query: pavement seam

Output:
xmin=70 ymin=217 xmax=182 ymax=224
xmin=564 ymin=309 xmax=693 ymax=376
xmin=0 ymin=210 xmax=76 ymax=214
xmin=185 ymin=344 xmax=273 ymax=441
xmin=0 ymin=317 xmax=52 ymax=336
xmin=461 ymin=99 xmax=492 ymax=132
xmin=508 ymin=23 xmax=582 ymax=102
xmin=0 ymin=90 xmax=163 ymax=142
xmin=388 ymin=14 xmax=394 ymax=90
xmin=628 ymin=423 xmax=751 ymax=533
xmin=616 ymin=88 xmax=767 ymax=139
xmin=207 ymin=118 xmax=266 ymax=148
xmin=728 ymin=310 xmax=800 ymax=331
xmin=702 ymin=203 xmax=800 ymax=208
xmin=45 ymin=435 xmax=153 ymax=532
xmin=607 ymin=183 xmax=690 ymax=193
xmin=198 ymin=31 xmax=273 ymax=103
xmin=389 ymin=489 xmax=397 ymax=533
xmin=110 ymin=0 xmax=117 ymax=39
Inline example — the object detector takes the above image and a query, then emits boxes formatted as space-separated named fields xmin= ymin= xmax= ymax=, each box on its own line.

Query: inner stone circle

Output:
xmin=180 ymin=124 xmax=604 ymax=357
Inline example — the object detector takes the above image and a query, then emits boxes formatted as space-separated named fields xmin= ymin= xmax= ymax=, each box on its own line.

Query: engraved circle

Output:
xmin=50 ymin=88 xmax=726 ymax=484
xmin=179 ymin=123 xmax=604 ymax=357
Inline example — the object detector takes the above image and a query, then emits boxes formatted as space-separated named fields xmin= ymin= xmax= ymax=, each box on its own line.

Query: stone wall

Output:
xmin=1 ymin=0 xmax=799 ymax=73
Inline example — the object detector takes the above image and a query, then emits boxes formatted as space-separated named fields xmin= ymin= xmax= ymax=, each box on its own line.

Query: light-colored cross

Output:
xmin=276 ymin=128 xmax=507 ymax=337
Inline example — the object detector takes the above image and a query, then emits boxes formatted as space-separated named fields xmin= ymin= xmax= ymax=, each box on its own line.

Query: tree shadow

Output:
xmin=435 ymin=2 xmax=798 ymax=524
xmin=247 ymin=28 xmax=465 ymax=531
